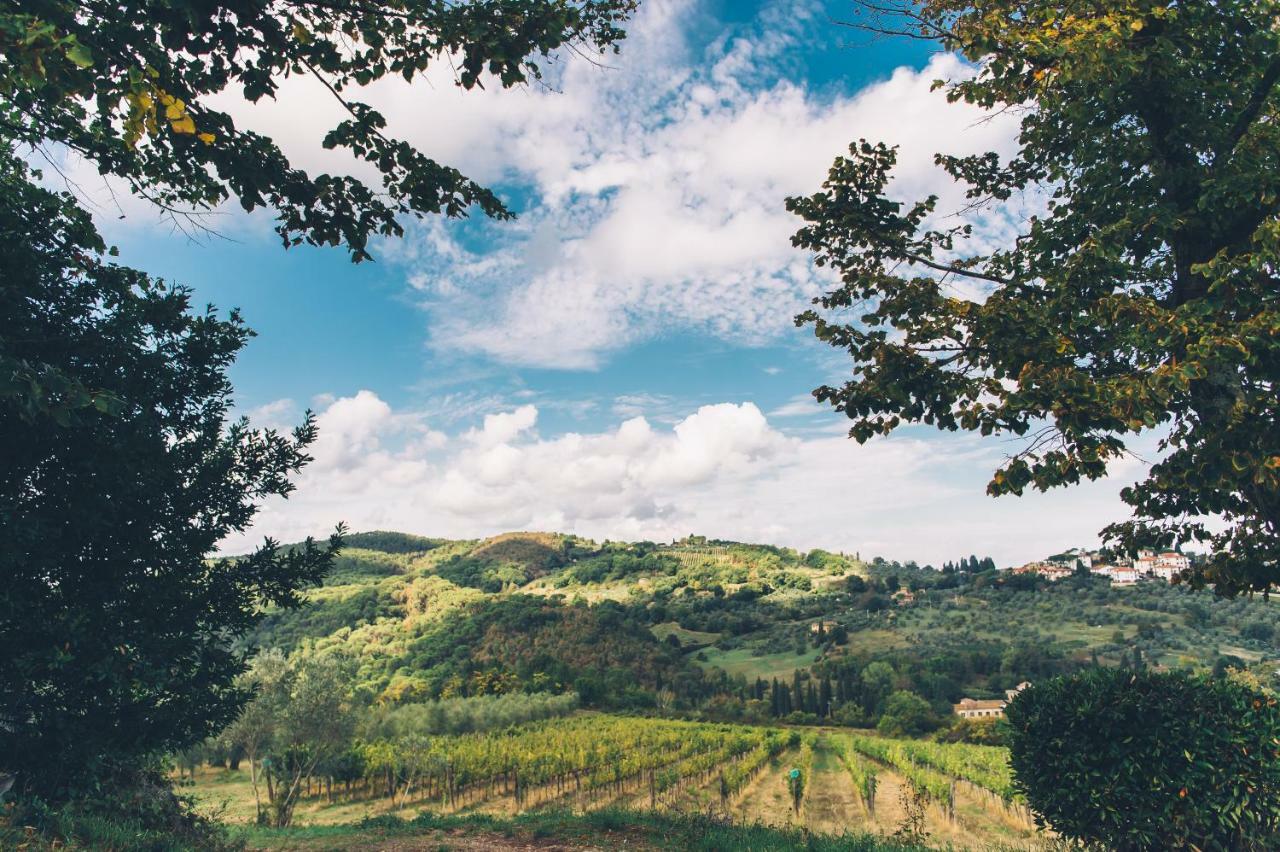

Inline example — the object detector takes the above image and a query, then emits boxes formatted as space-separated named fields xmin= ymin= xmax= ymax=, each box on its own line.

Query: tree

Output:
xmin=226 ymin=650 xmax=289 ymax=823
xmin=789 ymin=0 xmax=1280 ymax=594
xmin=2 ymin=0 xmax=637 ymax=261
xmin=2 ymin=0 xmax=638 ymax=817
xmin=1007 ymin=668 xmax=1280 ymax=849
xmin=860 ymin=661 xmax=896 ymax=715
xmin=256 ymin=653 xmax=356 ymax=827
xmin=875 ymin=690 xmax=936 ymax=737
xmin=0 ymin=156 xmax=341 ymax=803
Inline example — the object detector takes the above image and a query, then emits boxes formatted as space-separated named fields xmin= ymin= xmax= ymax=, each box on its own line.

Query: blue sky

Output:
xmin=84 ymin=0 xmax=1146 ymax=566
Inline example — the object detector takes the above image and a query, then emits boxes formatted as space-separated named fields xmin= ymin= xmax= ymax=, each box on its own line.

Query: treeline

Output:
xmin=940 ymin=555 xmax=997 ymax=574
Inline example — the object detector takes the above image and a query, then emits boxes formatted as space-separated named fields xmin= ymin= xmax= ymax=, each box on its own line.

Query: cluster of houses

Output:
xmin=952 ymin=681 xmax=1031 ymax=719
xmin=1011 ymin=548 xmax=1191 ymax=587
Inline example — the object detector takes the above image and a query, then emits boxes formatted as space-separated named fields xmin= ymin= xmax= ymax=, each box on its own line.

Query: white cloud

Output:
xmin=54 ymin=0 xmax=1023 ymax=373
xmin=466 ymin=405 xmax=539 ymax=447
xmin=225 ymin=390 xmax=1149 ymax=569
xmin=398 ymin=32 xmax=1022 ymax=369
xmin=243 ymin=398 xmax=298 ymax=430
xmin=244 ymin=0 xmax=1019 ymax=370
xmin=769 ymin=393 xmax=824 ymax=418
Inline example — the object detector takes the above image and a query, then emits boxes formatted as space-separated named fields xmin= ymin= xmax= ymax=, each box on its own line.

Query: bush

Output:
xmin=1241 ymin=620 xmax=1275 ymax=643
xmin=3 ymin=766 xmax=238 ymax=851
xmin=937 ymin=717 xmax=1009 ymax=747
xmin=1006 ymin=668 xmax=1280 ymax=850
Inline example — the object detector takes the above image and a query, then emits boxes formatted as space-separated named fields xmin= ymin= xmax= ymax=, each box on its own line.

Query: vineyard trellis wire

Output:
xmin=296 ymin=714 xmax=796 ymax=816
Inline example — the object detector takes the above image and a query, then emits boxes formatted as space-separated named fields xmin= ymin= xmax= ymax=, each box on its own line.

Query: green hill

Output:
xmin=240 ymin=531 xmax=1280 ymax=723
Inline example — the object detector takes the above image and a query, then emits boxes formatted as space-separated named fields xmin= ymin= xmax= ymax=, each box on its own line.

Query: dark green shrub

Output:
xmin=3 ymin=765 xmax=239 ymax=851
xmin=1006 ymin=668 xmax=1280 ymax=850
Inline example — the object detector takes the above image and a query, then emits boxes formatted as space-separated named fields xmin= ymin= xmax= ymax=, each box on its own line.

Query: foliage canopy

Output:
xmin=0 ymin=155 xmax=340 ymax=801
xmin=2 ymin=0 xmax=637 ymax=259
xmin=1006 ymin=668 xmax=1280 ymax=850
xmin=789 ymin=0 xmax=1280 ymax=593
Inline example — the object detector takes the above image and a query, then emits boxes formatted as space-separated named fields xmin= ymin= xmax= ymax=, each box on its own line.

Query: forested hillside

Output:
xmin=242 ymin=531 xmax=1280 ymax=728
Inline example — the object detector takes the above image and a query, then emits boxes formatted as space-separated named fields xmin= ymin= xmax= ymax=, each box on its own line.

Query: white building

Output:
xmin=1109 ymin=567 xmax=1140 ymax=586
xmin=1050 ymin=548 xmax=1093 ymax=571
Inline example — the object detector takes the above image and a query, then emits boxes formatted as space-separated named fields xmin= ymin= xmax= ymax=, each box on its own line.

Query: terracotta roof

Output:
xmin=953 ymin=698 xmax=1005 ymax=711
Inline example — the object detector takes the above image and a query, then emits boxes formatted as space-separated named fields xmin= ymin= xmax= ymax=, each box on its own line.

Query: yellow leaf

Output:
xmin=169 ymin=115 xmax=196 ymax=134
xmin=164 ymin=98 xmax=186 ymax=120
xmin=1130 ymin=19 xmax=1144 ymax=31
xmin=196 ymin=132 xmax=216 ymax=144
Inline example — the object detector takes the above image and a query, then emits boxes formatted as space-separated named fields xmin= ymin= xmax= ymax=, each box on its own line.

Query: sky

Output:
xmin=76 ymin=0 xmax=1151 ymax=567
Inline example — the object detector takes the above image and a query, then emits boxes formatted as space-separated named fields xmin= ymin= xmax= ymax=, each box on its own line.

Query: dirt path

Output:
xmin=728 ymin=750 xmax=798 ymax=828
xmin=951 ymin=780 xmax=1042 ymax=848
xmin=803 ymin=734 xmax=867 ymax=835
xmin=841 ymin=759 xmax=1041 ymax=850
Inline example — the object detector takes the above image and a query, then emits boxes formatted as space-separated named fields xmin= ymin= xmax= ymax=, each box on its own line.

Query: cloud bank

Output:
xmin=229 ymin=391 xmax=1145 ymax=568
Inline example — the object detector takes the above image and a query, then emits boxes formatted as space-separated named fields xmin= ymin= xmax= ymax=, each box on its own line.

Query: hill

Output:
xmin=159 ymin=530 xmax=1280 ymax=849
xmin=242 ymin=531 xmax=1280 ymax=722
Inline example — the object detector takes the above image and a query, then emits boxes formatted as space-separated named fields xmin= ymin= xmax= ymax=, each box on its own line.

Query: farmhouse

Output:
xmin=953 ymin=682 xmax=1031 ymax=719
xmin=953 ymin=698 xmax=1007 ymax=719
xmin=1006 ymin=681 xmax=1031 ymax=702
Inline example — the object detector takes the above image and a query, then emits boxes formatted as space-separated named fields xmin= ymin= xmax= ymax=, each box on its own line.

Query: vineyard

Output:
xmin=188 ymin=714 xmax=1046 ymax=847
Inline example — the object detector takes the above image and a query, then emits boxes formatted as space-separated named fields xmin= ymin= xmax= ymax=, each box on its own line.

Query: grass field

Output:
xmin=235 ymin=807 xmax=936 ymax=851
xmin=651 ymin=621 xmax=722 ymax=647
xmin=694 ymin=646 xmax=823 ymax=680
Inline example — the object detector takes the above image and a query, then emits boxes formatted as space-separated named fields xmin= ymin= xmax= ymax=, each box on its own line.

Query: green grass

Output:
xmin=238 ymin=807 xmax=929 ymax=851
xmin=651 ymin=621 xmax=721 ymax=647
xmin=696 ymin=646 xmax=822 ymax=680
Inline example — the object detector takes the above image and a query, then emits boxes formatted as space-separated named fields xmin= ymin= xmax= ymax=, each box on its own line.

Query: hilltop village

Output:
xmin=1012 ymin=548 xmax=1193 ymax=586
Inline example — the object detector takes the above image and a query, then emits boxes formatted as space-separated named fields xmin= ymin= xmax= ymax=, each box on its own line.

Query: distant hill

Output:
xmin=242 ymin=530 xmax=1280 ymax=719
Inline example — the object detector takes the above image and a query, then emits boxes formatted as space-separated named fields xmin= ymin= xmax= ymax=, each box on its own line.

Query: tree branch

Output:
xmin=903 ymin=251 xmax=1011 ymax=286
xmin=1221 ymin=55 xmax=1280 ymax=162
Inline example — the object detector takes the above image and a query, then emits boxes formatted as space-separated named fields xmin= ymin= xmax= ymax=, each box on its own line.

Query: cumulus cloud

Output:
xmin=213 ymin=0 xmax=1016 ymax=370
xmin=395 ymin=26 xmax=1023 ymax=369
xmin=226 ymin=390 xmax=1148 ymax=568
xmin=56 ymin=0 xmax=1024 ymax=372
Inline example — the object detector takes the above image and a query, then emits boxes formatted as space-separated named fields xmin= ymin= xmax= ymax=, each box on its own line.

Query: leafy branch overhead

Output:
xmin=0 ymin=0 xmax=637 ymax=260
xmin=789 ymin=0 xmax=1280 ymax=595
